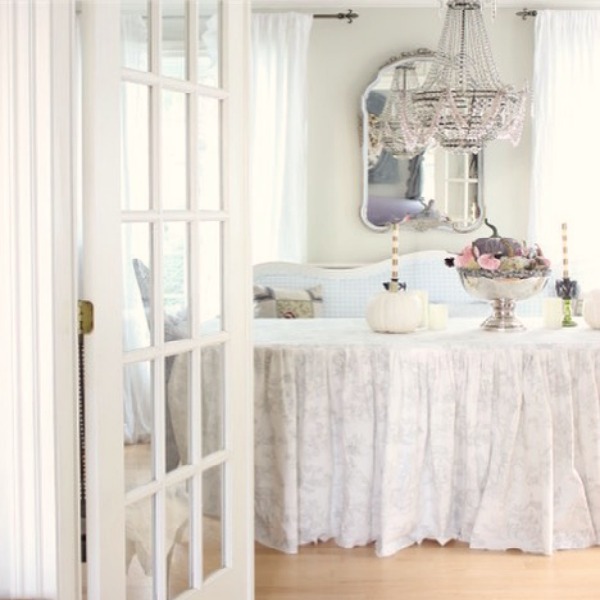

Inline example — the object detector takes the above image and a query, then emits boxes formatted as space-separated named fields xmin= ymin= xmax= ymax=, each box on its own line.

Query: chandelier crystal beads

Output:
xmin=378 ymin=64 xmax=422 ymax=158
xmin=380 ymin=0 xmax=527 ymax=156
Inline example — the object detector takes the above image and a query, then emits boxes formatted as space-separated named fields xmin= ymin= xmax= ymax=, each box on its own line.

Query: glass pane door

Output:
xmin=120 ymin=1 xmax=241 ymax=597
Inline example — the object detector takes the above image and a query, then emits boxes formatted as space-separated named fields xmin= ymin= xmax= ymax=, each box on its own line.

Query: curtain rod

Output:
xmin=313 ymin=9 xmax=359 ymax=24
xmin=154 ymin=9 xmax=360 ymax=24
xmin=516 ymin=8 xmax=538 ymax=20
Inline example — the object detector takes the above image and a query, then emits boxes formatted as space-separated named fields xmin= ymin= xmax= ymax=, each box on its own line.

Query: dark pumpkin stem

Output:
xmin=484 ymin=218 xmax=499 ymax=238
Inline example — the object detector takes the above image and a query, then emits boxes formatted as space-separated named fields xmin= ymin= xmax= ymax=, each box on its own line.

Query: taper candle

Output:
xmin=391 ymin=222 xmax=400 ymax=284
xmin=561 ymin=222 xmax=569 ymax=279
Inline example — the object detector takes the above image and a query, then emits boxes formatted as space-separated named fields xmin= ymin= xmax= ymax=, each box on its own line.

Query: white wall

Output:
xmin=304 ymin=7 xmax=534 ymax=263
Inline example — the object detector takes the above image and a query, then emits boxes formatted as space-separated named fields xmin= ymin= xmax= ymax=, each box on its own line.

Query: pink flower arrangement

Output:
xmin=446 ymin=239 xmax=551 ymax=278
xmin=477 ymin=254 xmax=501 ymax=271
xmin=455 ymin=245 xmax=476 ymax=268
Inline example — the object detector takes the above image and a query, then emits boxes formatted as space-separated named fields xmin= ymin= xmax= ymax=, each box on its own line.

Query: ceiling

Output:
xmin=253 ymin=0 xmax=600 ymax=8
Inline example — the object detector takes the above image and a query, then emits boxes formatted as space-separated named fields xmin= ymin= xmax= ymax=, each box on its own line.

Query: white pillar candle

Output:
xmin=414 ymin=290 xmax=429 ymax=328
xmin=428 ymin=303 xmax=448 ymax=330
xmin=543 ymin=297 xmax=563 ymax=329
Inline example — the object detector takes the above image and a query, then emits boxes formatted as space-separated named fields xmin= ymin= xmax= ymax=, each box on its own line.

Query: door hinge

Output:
xmin=78 ymin=300 xmax=94 ymax=335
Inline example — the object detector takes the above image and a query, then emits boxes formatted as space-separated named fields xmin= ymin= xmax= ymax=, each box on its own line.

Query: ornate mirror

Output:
xmin=360 ymin=49 xmax=485 ymax=232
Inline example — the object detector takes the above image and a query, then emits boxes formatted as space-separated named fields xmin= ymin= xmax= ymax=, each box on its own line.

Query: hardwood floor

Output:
xmin=116 ymin=443 xmax=600 ymax=599
xmin=255 ymin=540 xmax=600 ymax=600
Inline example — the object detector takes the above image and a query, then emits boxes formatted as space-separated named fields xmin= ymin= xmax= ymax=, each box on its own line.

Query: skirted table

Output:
xmin=253 ymin=318 xmax=600 ymax=556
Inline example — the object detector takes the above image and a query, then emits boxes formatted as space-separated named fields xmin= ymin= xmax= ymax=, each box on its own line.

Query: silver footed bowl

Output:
xmin=458 ymin=269 xmax=550 ymax=331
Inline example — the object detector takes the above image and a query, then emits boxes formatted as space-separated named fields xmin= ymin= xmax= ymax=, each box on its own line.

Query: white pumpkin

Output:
xmin=583 ymin=289 xmax=600 ymax=329
xmin=366 ymin=290 xmax=422 ymax=333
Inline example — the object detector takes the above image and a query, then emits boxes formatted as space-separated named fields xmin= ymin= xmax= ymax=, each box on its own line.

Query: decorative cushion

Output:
xmin=253 ymin=284 xmax=323 ymax=319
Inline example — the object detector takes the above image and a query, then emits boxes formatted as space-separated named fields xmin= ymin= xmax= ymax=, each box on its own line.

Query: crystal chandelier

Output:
xmin=383 ymin=0 xmax=528 ymax=155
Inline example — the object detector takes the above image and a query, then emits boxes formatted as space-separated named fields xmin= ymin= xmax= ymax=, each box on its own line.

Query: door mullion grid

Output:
xmin=189 ymin=98 xmax=204 ymax=591
xmin=189 ymin=151 xmax=204 ymax=592
xmin=122 ymin=1 xmax=235 ymax=595
xmin=150 ymin=1 xmax=168 ymax=596
xmin=122 ymin=211 xmax=229 ymax=223
xmin=215 ymin=0 xmax=233 ymax=569
xmin=187 ymin=0 xmax=205 ymax=587
xmin=111 ymin=0 xmax=251 ymax=597
xmin=189 ymin=95 xmax=198 ymax=215
xmin=125 ymin=447 xmax=230 ymax=512
xmin=123 ymin=330 xmax=230 ymax=365
xmin=218 ymin=80 xmax=229 ymax=336
xmin=123 ymin=67 xmax=228 ymax=101
xmin=151 ymin=217 xmax=168 ymax=598
xmin=125 ymin=463 xmax=196 ymax=506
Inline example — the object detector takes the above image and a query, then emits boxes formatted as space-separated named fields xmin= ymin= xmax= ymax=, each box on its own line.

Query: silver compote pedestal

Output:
xmin=458 ymin=269 xmax=550 ymax=331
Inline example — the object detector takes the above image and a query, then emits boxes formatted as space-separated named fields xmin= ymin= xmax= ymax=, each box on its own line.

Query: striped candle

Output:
xmin=561 ymin=222 xmax=569 ymax=279
xmin=391 ymin=222 xmax=400 ymax=287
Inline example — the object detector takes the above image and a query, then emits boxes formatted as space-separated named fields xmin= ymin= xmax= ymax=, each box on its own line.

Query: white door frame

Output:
xmin=0 ymin=0 xmax=80 ymax=598
xmin=79 ymin=0 xmax=127 ymax=596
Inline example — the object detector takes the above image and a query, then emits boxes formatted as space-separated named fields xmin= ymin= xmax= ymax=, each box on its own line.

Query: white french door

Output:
xmin=80 ymin=1 xmax=252 ymax=599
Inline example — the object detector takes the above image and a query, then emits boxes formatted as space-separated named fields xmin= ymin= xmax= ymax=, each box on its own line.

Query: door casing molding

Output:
xmin=0 ymin=0 xmax=80 ymax=598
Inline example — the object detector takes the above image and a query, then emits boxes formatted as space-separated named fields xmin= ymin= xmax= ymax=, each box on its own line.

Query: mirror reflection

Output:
xmin=361 ymin=49 xmax=484 ymax=232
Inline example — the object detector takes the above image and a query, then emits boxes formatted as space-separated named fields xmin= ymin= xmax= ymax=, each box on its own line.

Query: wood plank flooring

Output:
xmin=118 ymin=443 xmax=600 ymax=599
xmin=255 ymin=540 xmax=600 ymax=600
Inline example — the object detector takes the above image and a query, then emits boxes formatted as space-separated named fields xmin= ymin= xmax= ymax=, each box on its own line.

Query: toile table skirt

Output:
xmin=253 ymin=318 xmax=600 ymax=556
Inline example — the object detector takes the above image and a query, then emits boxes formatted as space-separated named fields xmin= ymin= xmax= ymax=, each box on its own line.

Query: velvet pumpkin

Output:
xmin=366 ymin=290 xmax=421 ymax=333
xmin=472 ymin=237 xmax=522 ymax=257
xmin=471 ymin=218 xmax=522 ymax=258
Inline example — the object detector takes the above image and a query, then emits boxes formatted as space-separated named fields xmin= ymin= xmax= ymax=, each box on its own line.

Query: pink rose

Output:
xmin=455 ymin=246 xmax=475 ymax=268
xmin=477 ymin=253 xmax=501 ymax=271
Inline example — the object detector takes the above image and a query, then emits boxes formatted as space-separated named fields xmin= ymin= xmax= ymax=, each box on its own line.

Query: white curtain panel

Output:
xmin=530 ymin=11 xmax=600 ymax=291
xmin=251 ymin=12 xmax=313 ymax=264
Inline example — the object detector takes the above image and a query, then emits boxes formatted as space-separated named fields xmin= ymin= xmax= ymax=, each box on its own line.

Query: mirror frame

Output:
xmin=360 ymin=48 xmax=485 ymax=233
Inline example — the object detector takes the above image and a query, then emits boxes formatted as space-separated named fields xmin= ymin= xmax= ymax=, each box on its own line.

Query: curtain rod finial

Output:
xmin=313 ymin=9 xmax=359 ymax=24
xmin=516 ymin=8 xmax=538 ymax=20
xmin=343 ymin=9 xmax=359 ymax=24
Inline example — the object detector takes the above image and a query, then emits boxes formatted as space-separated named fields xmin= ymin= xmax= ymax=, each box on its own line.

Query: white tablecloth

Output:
xmin=253 ymin=317 xmax=600 ymax=556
